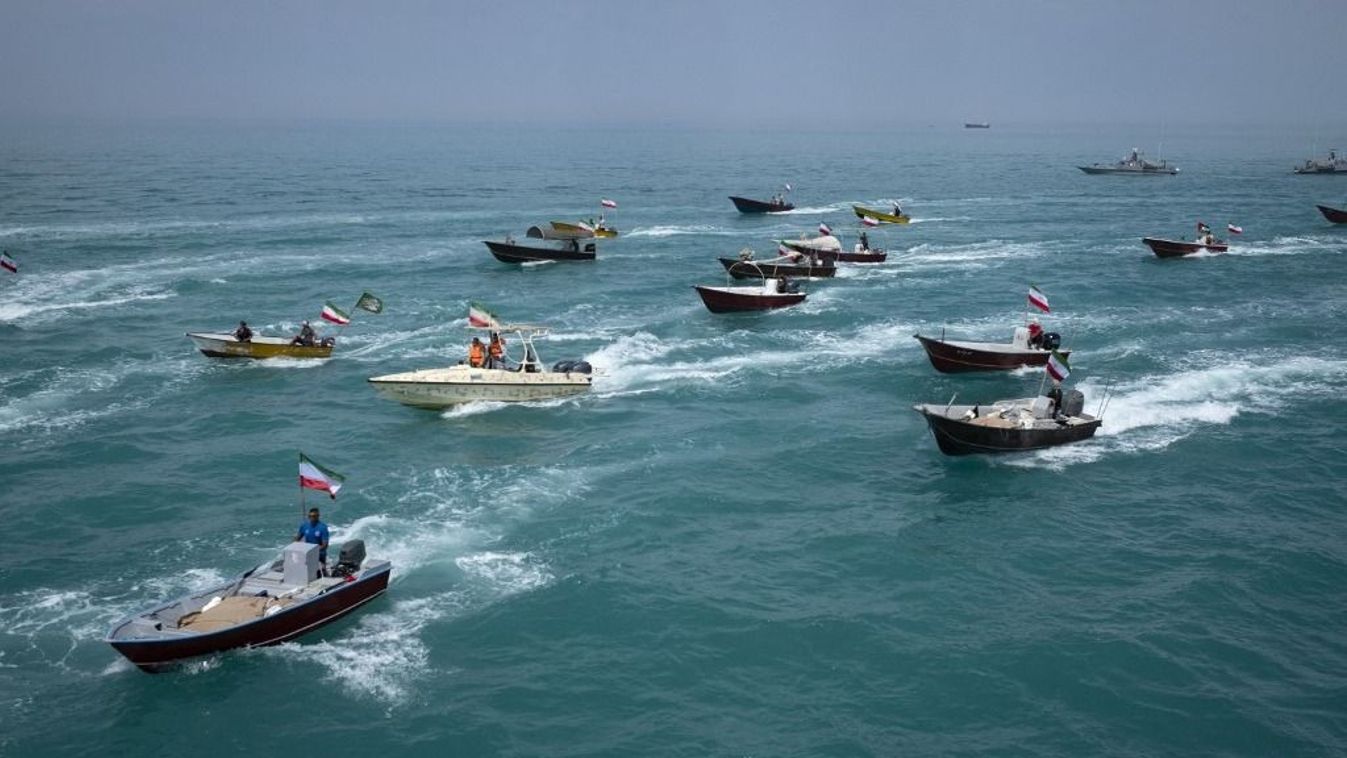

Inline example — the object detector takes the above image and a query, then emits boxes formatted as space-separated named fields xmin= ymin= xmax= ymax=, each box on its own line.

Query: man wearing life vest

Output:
xmin=487 ymin=332 xmax=506 ymax=369
xmin=1027 ymin=318 xmax=1044 ymax=349
xmin=468 ymin=337 xmax=486 ymax=367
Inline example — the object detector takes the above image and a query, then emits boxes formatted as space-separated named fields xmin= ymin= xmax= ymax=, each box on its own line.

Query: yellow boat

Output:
xmin=186 ymin=332 xmax=334 ymax=359
xmin=551 ymin=220 xmax=619 ymax=238
xmin=852 ymin=205 xmax=911 ymax=224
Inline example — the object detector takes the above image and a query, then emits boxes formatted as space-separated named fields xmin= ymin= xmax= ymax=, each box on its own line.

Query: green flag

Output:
xmin=355 ymin=291 xmax=383 ymax=314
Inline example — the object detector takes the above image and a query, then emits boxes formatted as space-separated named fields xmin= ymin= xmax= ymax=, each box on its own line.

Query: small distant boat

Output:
xmin=186 ymin=332 xmax=334 ymax=360
xmin=1317 ymin=204 xmax=1347 ymax=223
xmin=485 ymin=230 xmax=596 ymax=263
xmin=106 ymin=539 xmax=391 ymax=672
xmin=913 ymin=390 xmax=1102 ymax=456
xmin=729 ymin=196 xmax=794 ymax=214
xmin=1142 ymin=237 xmax=1228 ymax=258
xmin=694 ymin=266 xmax=806 ymax=313
xmin=718 ymin=251 xmax=836 ymax=279
xmin=780 ymin=235 xmax=887 ymax=263
xmin=851 ymin=205 xmax=910 ymax=224
xmin=551 ymin=220 xmax=618 ymax=238
xmin=964 ymin=122 xmax=991 ymax=129
xmin=1078 ymin=148 xmax=1178 ymax=175
xmin=913 ymin=327 xmax=1065 ymax=373
xmin=1294 ymin=150 xmax=1347 ymax=174
xmin=368 ymin=324 xmax=593 ymax=408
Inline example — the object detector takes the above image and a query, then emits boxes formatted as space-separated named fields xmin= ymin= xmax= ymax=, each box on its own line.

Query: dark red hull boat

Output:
xmin=1317 ymin=204 xmax=1347 ymax=224
xmin=729 ymin=196 xmax=794 ymax=213
xmin=718 ymin=257 xmax=836 ymax=279
xmin=694 ymin=284 xmax=806 ymax=313
xmin=914 ymin=333 xmax=1066 ymax=373
xmin=1142 ymin=237 xmax=1228 ymax=258
xmin=485 ymin=240 xmax=596 ymax=263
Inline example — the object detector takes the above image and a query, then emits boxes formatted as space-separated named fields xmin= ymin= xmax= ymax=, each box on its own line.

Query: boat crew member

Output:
xmin=1046 ymin=383 xmax=1064 ymax=418
xmin=234 ymin=320 xmax=252 ymax=342
xmin=291 ymin=320 xmax=316 ymax=346
xmin=859 ymin=231 xmax=870 ymax=251
xmin=597 ymin=213 xmax=605 ymax=228
xmin=1027 ymin=318 xmax=1044 ymax=348
xmin=487 ymin=331 xmax=506 ymax=368
xmin=892 ymin=203 xmax=903 ymax=217
xmin=468 ymin=336 xmax=486 ymax=368
xmin=295 ymin=507 xmax=330 ymax=574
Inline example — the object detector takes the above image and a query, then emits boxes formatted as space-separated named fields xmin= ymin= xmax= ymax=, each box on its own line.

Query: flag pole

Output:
xmin=299 ymin=452 xmax=306 ymax=520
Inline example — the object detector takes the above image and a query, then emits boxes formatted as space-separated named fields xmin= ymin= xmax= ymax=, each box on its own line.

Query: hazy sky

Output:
xmin=2 ymin=0 xmax=1344 ymax=127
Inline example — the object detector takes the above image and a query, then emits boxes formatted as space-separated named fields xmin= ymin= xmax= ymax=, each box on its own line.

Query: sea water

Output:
xmin=1 ymin=121 xmax=1346 ymax=755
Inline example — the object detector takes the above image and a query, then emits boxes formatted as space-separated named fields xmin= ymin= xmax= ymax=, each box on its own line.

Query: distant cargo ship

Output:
xmin=964 ymin=122 xmax=991 ymax=129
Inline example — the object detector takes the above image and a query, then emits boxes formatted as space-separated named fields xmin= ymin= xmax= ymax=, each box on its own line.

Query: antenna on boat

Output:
xmin=1096 ymin=382 xmax=1114 ymax=419
xmin=944 ymin=393 xmax=958 ymax=414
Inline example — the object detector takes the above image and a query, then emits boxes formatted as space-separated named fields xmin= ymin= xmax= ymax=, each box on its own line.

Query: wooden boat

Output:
xmin=851 ymin=205 xmax=910 ymax=224
xmin=694 ymin=266 xmax=806 ymax=313
xmin=1316 ymin=204 xmax=1347 ymax=223
xmin=1078 ymin=149 xmax=1178 ymax=175
xmin=1142 ymin=237 xmax=1228 ymax=258
xmin=551 ymin=220 xmax=618 ymax=238
xmin=781 ymin=237 xmax=887 ymax=263
xmin=485 ymin=238 xmax=596 ymax=263
xmin=913 ymin=391 xmax=1102 ymax=456
xmin=729 ymin=196 xmax=794 ymax=213
xmin=914 ymin=329 xmax=1066 ymax=373
xmin=368 ymin=324 xmax=592 ymax=408
xmin=106 ymin=540 xmax=391 ymax=672
xmin=186 ymin=332 xmax=334 ymax=360
xmin=718 ymin=256 xmax=836 ymax=279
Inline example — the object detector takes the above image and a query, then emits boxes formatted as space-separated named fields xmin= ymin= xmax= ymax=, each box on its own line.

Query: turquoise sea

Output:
xmin=2 ymin=121 xmax=1347 ymax=756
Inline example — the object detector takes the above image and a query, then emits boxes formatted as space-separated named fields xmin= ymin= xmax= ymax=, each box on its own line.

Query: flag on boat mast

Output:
xmin=1028 ymin=285 xmax=1050 ymax=313
xmin=0 ymin=252 xmax=15 ymax=274
xmin=1197 ymin=221 xmax=1211 ymax=234
xmin=861 ymin=216 xmax=880 ymax=227
xmin=355 ymin=291 xmax=383 ymax=314
xmin=320 ymin=301 xmax=351 ymax=325
xmin=468 ymin=301 xmax=500 ymax=328
xmin=600 ymin=198 xmax=618 ymax=209
xmin=818 ymin=222 xmax=832 ymax=236
xmin=777 ymin=243 xmax=791 ymax=257
xmin=1046 ymin=350 xmax=1071 ymax=382
xmin=783 ymin=183 xmax=792 ymax=192
xmin=299 ymin=454 xmax=345 ymax=499
xmin=1227 ymin=223 xmax=1243 ymax=234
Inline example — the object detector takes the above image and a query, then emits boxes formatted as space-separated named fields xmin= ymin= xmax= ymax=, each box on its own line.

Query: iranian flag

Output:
xmin=777 ymin=243 xmax=791 ymax=256
xmin=1227 ymin=223 xmax=1243 ymax=234
xmin=818 ymin=222 xmax=832 ymax=236
xmin=468 ymin=301 xmax=499 ymax=328
xmin=600 ymin=198 xmax=618 ymax=209
xmin=299 ymin=454 xmax=345 ymax=499
xmin=320 ymin=301 xmax=351 ymax=325
xmin=1046 ymin=350 xmax=1071 ymax=382
xmin=1028 ymin=285 xmax=1050 ymax=313
xmin=861 ymin=216 xmax=880 ymax=227
xmin=0 ymin=252 xmax=15 ymax=273
xmin=1197 ymin=221 xmax=1211 ymax=234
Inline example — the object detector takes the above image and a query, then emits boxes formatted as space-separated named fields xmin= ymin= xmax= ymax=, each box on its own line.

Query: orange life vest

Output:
xmin=488 ymin=338 xmax=504 ymax=359
xmin=468 ymin=342 xmax=485 ymax=367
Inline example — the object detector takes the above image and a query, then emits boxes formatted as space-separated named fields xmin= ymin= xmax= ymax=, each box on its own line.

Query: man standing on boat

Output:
xmin=487 ymin=331 xmax=506 ymax=369
xmin=468 ymin=337 xmax=487 ymax=368
xmin=233 ymin=321 xmax=252 ymax=342
xmin=295 ymin=507 xmax=330 ymax=574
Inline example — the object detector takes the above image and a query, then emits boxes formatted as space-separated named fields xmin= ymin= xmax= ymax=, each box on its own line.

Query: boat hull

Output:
xmin=485 ymin=240 xmax=595 ymax=263
xmin=729 ymin=196 xmax=793 ymax=214
xmin=913 ymin=334 xmax=1065 ymax=373
xmin=1142 ymin=237 xmax=1227 ymax=258
xmin=718 ymin=257 xmax=836 ymax=279
xmin=851 ymin=205 xmax=910 ymax=224
xmin=1317 ymin=204 xmax=1347 ymax=223
xmin=107 ymin=564 xmax=391 ymax=672
xmin=186 ymin=333 xmax=333 ymax=360
xmin=1077 ymin=165 xmax=1178 ymax=175
xmin=825 ymin=250 xmax=887 ymax=263
xmin=694 ymin=285 xmax=806 ymax=313
xmin=368 ymin=365 xmax=593 ymax=408
xmin=914 ymin=406 xmax=1101 ymax=456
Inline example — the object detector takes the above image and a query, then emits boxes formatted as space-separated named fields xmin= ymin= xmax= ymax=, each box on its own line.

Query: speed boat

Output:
xmin=729 ymin=195 xmax=794 ymax=213
xmin=780 ymin=234 xmax=888 ymax=263
xmin=914 ymin=390 xmax=1102 ymax=456
xmin=367 ymin=324 xmax=593 ymax=408
xmin=1142 ymin=237 xmax=1228 ymax=258
xmin=186 ymin=332 xmax=334 ymax=360
xmin=106 ymin=540 xmax=391 ymax=672
xmin=914 ymin=326 xmax=1065 ymax=373
xmin=1317 ymin=204 xmax=1347 ymax=223
xmin=694 ymin=263 xmax=807 ymax=313
xmin=551 ymin=220 xmax=618 ymax=238
xmin=851 ymin=205 xmax=910 ymax=224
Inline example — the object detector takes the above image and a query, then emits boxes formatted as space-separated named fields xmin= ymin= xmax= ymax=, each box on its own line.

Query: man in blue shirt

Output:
xmin=295 ymin=507 xmax=330 ymax=573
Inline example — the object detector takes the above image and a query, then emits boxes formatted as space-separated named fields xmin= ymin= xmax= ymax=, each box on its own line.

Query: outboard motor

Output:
xmin=332 ymin=539 xmax=367 ymax=578
xmin=1060 ymin=389 xmax=1085 ymax=418
xmin=552 ymin=360 xmax=575 ymax=373
xmin=568 ymin=361 xmax=592 ymax=374
xmin=1041 ymin=332 xmax=1062 ymax=351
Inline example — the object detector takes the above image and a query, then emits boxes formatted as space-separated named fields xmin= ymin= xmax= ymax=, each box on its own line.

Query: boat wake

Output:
xmin=901 ymin=240 xmax=1051 ymax=271
xmin=626 ymin=224 xmax=730 ymax=238
xmin=1225 ymin=235 xmax=1346 ymax=257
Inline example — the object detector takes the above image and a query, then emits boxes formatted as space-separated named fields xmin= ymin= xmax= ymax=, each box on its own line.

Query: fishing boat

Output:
xmin=717 ymin=251 xmax=836 ymax=279
xmin=1142 ymin=237 xmax=1228 ymax=258
xmin=694 ymin=263 xmax=807 ymax=313
xmin=913 ymin=327 xmax=1065 ymax=373
xmin=367 ymin=324 xmax=593 ymax=408
xmin=551 ymin=220 xmax=618 ymax=238
xmin=1078 ymin=148 xmax=1178 ymax=175
xmin=1317 ymin=204 xmax=1347 ymax=223
xmin=106 ymin=539 xmax=391 ymax=672
xmin=1294 ymin=150 xmax=1347 ymax=174
xmin=186 ymin=332 xmax=334 ymax=360
xmin=484 ymin=228 xmax=596 ymax=263
xmin=851 ymin=204 xmax=910 ymax=224
xmin=780 ymin=234 xmax=887 ymax=263
xmin=729 ymin=196 xmax=794 ymax=213
xmin=913 ymin=390 xmax=1102 ymax=456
